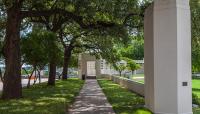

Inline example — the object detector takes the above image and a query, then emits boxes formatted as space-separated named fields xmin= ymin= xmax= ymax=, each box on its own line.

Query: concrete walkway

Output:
xmin=68 ymin=79 xmax=115 ymax=114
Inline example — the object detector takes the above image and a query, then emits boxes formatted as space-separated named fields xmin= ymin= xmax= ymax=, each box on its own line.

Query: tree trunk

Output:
xmin=119 ymin=71 xmax=122 ymax=76
xmin=37 ymin=69 xmax=41 ymax=83
xmin=27 ymin=66 xmax=35 ymax=88
xmin=62 ymin=48 xmax=72 ymax=80
xmin=2 ymin=7 xmax=22 ymax=99
xmin=48 ymin=61 xmax=56 ymax=86
xmin=0 ymin=68 xmax=3 ymax=83
xmin=47 ymin=28 xmax=58 ymax=85
xmin=33 ymin=69 xmax=37 ymax=84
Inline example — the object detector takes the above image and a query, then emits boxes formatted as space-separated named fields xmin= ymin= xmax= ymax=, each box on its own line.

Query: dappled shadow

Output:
xmin=194 ymin=108 xmax=200 ymax=114
xmin=0 ymin=79 xmax=84 ymax=114
xmin=193 ymin=88 xmax=200 ymax=92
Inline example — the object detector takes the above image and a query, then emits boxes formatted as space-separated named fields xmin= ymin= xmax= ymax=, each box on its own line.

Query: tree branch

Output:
xmin=21 ymin=9 xmax=118 ymax=29
xmin=29 ymin=17 xmax=51 ymax=30
xmin=21 ymin=9 xmax=142 ymax=31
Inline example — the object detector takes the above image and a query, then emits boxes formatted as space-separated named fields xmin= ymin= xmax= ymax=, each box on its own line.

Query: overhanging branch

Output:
xmin=21 ymin=9 xmax=142 ymax=31
xmin=20 ymin=9 xmax=119 ymax=29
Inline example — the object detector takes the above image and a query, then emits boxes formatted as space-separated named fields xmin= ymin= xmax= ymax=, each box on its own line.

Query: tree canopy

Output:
xmin=191 ymin=0 xmax=200 ymax=72
xmin=0 ymin=0 xmax=157 ymax=99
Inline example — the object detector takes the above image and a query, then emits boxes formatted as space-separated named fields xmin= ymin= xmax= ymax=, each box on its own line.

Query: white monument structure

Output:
xmin=144 ymin=0 xmax=192 ymax=114
xmin=78 ymin=53 xmax=101 ymax=79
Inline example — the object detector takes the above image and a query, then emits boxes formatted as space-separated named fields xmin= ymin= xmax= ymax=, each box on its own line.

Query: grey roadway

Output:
xmin=68 ymin=79 xmax=115 ymax=114
xmin=0 ymin=78 xmax=48 ymax=91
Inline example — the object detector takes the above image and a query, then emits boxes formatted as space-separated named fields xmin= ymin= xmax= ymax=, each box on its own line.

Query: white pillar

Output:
xmin=144 ymin=0 xmax=192 ymax=114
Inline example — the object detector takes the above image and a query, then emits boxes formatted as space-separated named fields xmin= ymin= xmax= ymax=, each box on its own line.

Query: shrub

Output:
xmin=193 ymin=93 xmax=200 ymax=105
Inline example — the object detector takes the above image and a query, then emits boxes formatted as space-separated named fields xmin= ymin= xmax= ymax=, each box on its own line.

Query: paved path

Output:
xmin=0 ymin=78 xmax=48 ymax=92
xmin=68 ymin=79 xmax=115 ymax=114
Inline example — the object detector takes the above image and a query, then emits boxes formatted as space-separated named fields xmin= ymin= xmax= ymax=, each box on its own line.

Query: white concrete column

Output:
xmin=144 ymin=3 xmax=155 ymax=112
xmin=144 ymin=0 xmax=192 ymax=114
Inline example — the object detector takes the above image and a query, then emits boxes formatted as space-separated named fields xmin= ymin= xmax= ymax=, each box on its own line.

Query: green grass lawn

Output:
xmin=131 ymin=74 xmax=200 ymax=97
xmin=130 ymin=74 xmax=144 ymax=84
xmin=192 ymin=79 xmax=200 ymax=97
xmin=0 ymin=78 xmax=84 ymax=114
xmin=131 ymin=74 xmax=144 ymax=77
xmin=98 ymin=79 xmax=152 ymax=114
xmin=194 ymin=108 xmax=200 ymax=114
xmin=192 ymin=79 xmax=200 ymax=114
xmin=99 ymin=77 xmax=200 ymax=114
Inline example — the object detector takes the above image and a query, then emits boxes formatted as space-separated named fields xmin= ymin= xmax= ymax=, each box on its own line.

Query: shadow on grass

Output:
xmin=194 ymin=108 xmax=200 ymax=114
xmin=98 ymin=79 xmax=152 ymax=114
xmin=0 ymin=78 xmax=84 ymax=114
xmin=193 ymin=88 xmax=200 ymax=92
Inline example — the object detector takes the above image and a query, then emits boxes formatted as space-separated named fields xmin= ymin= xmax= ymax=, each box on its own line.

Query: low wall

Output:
xmin=99 ymin=75 xmax=144 ymax=96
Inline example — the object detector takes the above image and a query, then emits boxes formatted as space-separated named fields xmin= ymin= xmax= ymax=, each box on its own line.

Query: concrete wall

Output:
xmin=99 ymin=75 xmax=144 ymax=96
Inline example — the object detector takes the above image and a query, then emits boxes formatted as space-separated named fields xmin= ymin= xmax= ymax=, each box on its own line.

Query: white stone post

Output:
xmin=144 ymin=0 xmax=192 ymax=114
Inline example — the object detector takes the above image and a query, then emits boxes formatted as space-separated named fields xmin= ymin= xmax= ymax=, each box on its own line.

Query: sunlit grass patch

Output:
xmin=98 ymin=79 xmax=152 ymax=114
xmin=192 ymin=79 xmax=200 ymax=97
xmin=0 ymin=78 xmax=84 ymax=114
